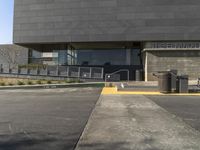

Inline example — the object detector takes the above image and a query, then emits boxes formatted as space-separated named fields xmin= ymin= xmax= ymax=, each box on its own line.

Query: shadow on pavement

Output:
xmin=77 ymin=138 xmax=161 ymax=150
xmin=0 ymin=132 xmax=79 ymax=150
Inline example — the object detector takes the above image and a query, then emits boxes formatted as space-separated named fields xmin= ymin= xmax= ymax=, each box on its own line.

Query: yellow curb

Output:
xmin=101 ymin=87 xmax=200 ymax=96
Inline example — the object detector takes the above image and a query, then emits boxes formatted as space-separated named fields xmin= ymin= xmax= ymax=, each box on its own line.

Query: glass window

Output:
xmin=28 ymin=48 xmax=142 ymax=66
xmin=77 ymin=49 xmax=127 ymax=66
xmin=131 ymin=49 xmax=142 ymax=65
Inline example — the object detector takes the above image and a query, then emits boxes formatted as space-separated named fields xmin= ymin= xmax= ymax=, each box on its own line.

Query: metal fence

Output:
xmin=0 ymin=64 xmax=104 ymax=79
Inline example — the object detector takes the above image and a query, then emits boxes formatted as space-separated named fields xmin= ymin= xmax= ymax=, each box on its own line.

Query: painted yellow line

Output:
xmin=101 ymin=87 xmax=200 ymax=96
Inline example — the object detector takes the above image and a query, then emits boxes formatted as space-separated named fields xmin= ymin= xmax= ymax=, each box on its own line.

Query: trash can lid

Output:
xmin=177 ymin=75 xmax=189 ymax=79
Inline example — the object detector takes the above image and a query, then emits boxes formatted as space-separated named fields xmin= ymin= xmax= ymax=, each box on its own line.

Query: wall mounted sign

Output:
xmin=149 ymin=42 xmax=200 ymax=49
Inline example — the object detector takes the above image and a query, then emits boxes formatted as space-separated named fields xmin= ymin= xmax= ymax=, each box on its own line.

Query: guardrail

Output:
xmin=0 ymin=64 xmax=104 ymax=80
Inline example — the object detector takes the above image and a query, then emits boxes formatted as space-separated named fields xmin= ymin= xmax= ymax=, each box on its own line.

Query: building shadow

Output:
xmin=0 ymin=132 xmax=80 ymax=150
xmin=77 ymin=136 xmax=160 ymax=150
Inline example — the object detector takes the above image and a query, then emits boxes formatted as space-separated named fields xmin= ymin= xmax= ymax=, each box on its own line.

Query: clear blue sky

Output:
xmin=0 ymin=0 xmax=14 ymax=44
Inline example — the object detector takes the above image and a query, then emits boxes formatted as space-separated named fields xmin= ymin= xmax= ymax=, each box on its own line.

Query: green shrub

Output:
xmin=17 ymin=81 xmax=25 ymax=85
xmin=27 ymin=80 xmax=33 ymax=85
xmin=65 ymin=79 xmax=82 ymax=83
xmin=8 ymin=83 xmax=14 ymax=86
xmin=65 ymin=80 xmax=70 ymax=83
xmin=75 ymin=79 xmax=82 ymax=83
xmin=70 ymin=80 xmax=75 ymax=83
xmin=36 ymin=80 xmax=42 ymax=84
xmin=0 ymin=82 xmax=5 ymax=86
xmin=47 ymin=80 xmax=52 ymax=84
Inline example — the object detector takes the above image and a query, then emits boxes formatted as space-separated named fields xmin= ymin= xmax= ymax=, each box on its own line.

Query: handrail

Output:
xmin=105 ymin=69 xmax=129 ymax=82
xmin=153 ymin=71 xmax=177 ymax=79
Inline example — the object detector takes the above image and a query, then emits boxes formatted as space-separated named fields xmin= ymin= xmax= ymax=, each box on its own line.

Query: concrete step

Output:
xmin=118 ymin=83 xmax=200 ymax=93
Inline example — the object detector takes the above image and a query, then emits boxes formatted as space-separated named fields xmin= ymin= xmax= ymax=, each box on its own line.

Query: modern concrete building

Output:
xmin=13 ymin=0 xmax=200 ymax=81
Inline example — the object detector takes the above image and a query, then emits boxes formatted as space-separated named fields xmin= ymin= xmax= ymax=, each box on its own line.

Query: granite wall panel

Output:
xmin=0 ymin=45 xmax=28 ymax=65
xmin=13 ymin=0 xmax=200 ymax=44
xmin=146 ymin=50 xmax=200 ymax=80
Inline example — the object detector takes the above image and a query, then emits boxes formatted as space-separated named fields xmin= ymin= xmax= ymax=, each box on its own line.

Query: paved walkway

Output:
xmin=102 ymin=87 xmax=200 ymax=96
xmin=75 ymin=94 xmax=200 ymax=150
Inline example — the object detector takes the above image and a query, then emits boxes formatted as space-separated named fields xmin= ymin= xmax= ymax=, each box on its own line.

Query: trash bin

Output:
xmin=135 ymin=70 xmax=144 ymax=81
xmin=169 ymin=70 xmax=178 ymax=93
xmin=157 ymin=71 xmax=171 ymax=93
xmin=177 ymin=75 xmax=189 ymax=93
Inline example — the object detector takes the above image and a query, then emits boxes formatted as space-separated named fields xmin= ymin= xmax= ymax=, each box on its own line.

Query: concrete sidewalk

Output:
xmin=75 ymin=94 xmax=200 ymax=150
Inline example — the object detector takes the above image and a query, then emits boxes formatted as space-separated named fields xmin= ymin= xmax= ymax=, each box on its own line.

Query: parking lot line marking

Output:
xmin=101 ymin=87 xmax=200 ymax=96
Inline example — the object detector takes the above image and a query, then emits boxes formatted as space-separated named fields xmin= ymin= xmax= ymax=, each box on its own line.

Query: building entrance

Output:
xmin=28 ymin=42 xmax=144 ymax=81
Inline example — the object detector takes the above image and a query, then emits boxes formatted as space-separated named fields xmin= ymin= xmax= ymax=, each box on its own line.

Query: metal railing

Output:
xmin=0 ymin=64 xmax=104 ymax=80
xmin=105 ymin=69 xmax=129 ymax=82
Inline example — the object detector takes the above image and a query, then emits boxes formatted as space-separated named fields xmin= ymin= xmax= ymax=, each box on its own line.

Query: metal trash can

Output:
xmin=169 ymin=70 xmax=178 ymax=93
xmin=135 ymin=70 xmax=144 ymax=81
xmin=177 ymin=75 xmax=189 ymax=93
xmin=157 ymin=71 xmax=172 ymax=93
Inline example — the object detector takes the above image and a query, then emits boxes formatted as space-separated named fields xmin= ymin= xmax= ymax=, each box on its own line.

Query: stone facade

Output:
xmin=145 ymin=50 xmax=200 ymax=81
xmin=14 ymin=0 xmax=200 ymax=44
xmin=0 ymin=44 xmax=28 ymax=65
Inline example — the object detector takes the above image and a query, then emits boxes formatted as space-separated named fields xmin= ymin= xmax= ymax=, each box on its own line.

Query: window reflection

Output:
xmin=77 ymin=49 xmax=126 ymax=65
xmin=28 ymin=48 xmax=142 ymax=66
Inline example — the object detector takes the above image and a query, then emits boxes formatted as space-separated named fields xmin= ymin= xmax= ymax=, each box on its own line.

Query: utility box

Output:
xmin=177 ymin=75 xmax=189 ymax=93
xmin=157 ymin=71 xmax=172 ymax=93
xmin=168 ymin=70 xmax=178 ymax=93
xmin=135 ymin=70 xmax=144 ymax=81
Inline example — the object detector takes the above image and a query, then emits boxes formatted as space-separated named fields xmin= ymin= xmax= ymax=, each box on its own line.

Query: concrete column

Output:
xmin=101 ymin=68 xmax=104 ymax=79
xmin=144 ymin=52 xmax=148 ymax=82
xmin=126 ymin=49 xmax=131 ymax=65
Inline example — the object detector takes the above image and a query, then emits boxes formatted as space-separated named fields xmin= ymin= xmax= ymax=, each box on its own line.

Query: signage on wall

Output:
xmin=150 ymin=42 xmax=200 ymax=49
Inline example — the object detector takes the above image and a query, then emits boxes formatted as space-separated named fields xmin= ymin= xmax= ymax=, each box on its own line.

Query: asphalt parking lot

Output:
xmin=0 ymin=87 xmax=102 ymax=150
xmin=146 ymin=95 xmax=200 ymax=131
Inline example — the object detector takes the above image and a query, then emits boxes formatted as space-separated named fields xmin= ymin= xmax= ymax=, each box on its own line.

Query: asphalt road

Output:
xmin=146 ymin=95 xmax=200 ymax=132
xmin=0 ymin=87 xmax=102 ymax=150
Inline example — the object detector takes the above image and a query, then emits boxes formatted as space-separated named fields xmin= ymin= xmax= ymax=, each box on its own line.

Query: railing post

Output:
xmin=9 ymin=64 xmax=11 ymax=73
xmin=127 ymin=70 xmax=129 ymax=81
xmin=67 ymin=66 xmax=69 ymax=77
xmin=0 ymin=64 xmax=2 ymax=73
xmin=17 ymin=65 xmax=19 ymax=74
xmin=46 ymin=65 xmax=49 ymax=76
xmin=89 ymin=67 xmax=92 ymax=78
xmin=27 ymin=64 xmax=30 ymax=75
xmin=78 ymin=67 xmax=81 ymax=78
xmin=101 ymin=67 xmax=104 ymax=79
xmin=56 ymin=65 xmax=59 ymax=76
xmin=37 ymin=65 xmax=39 ymax=75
